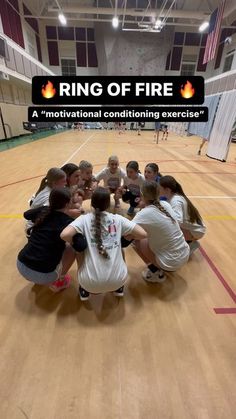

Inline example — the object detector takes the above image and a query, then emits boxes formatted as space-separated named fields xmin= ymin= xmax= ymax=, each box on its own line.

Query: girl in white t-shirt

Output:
xmin=60 ymin=187 xmax=146 ymax=300
xmin=159 ymin=176 xmax=206 ymax=254
xmin=132 ymin=181 xmax=190 ymax=283
xmin=78 ymin=160 xmax=98 ymax=200
xmin=26 ymin=168 xmax=67 ymax=236
xmin=96 ymin=155 xmax=126 ymax=208
xmin=29 ymin=167 xmax=67 ymax=208
xmin=119 ymin=161 xmax=145 ymax=216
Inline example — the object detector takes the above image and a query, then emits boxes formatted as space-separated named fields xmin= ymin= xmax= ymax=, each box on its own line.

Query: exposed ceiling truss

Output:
xmin=7 ymin=0 xmax=236 ymax=30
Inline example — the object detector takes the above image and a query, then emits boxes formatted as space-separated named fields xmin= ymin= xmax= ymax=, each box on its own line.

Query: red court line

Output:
xmin=159 ymin=172 xmax=236 ymax=175
xmin=154 ymin=159 xmax=236 ymax=166
xmin=214 ymin=308 xmax=236 ymax=314
xmin=1 ymin=170 xmax=236 ymax=190
xmin=200 ymin=247 xmax=236 ymax=306
xmin=0 ymin=174 xmax=43 ymax=189
xmin=1 ymin=157 xmax=236 ymax=190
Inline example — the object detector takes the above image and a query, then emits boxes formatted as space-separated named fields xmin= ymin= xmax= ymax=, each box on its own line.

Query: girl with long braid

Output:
xmin=159 ymin=176 xmax=206 ymax=254
xmin=61 ymin=187 xmax=146 ymax=300
xmin=132 ymin=181 xmax=190 ymax=282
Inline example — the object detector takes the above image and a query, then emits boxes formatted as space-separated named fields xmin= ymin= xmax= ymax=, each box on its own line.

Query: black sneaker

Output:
xmin=114 ymin=286 xmax=124 ymax=297
xmin=197 ymin=150 xmax=201 ymax=155
xmin=79 ymin=286 xmax=90 ymax=301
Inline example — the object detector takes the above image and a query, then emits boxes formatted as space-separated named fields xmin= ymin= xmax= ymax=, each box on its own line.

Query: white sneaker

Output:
xmin=189 ymin=241 xmax=200 ymax=255
xmin=142 ymin=268 xmax=166 ymax=283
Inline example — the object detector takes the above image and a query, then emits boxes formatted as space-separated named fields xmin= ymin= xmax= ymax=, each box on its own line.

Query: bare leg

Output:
xmin=61 ymin=244 xmax=76 ymax=276
xmin=122 ymin=248 xmax=125 ymax=262
xmin=76 ymin=252 xmax=85 ymax=269
xmin=155 ymin=129 xmax=160 ymax=144
xmin=114 ymin=191 xmax=120 ymax=208
xmin=49 ymin=244 xmax=76 ymax=292
xmin=198 ymin=138 xmax=207 ymax=155
xmin=181 ymin=229 xmax=195 ymax=241
xmin=164 ymin=128 xmax=168 ymax=140
xmin=133 ymin=239 xmax=166 ymax=282
xmin=133 ymin=239 xmax=160 ymax=267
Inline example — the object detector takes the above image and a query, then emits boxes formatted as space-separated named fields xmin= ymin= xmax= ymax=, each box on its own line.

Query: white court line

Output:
xmin=189 ymin=196 xmax=236 ymax=199
xmin=62 ymin=133 xmax=95 ymax=165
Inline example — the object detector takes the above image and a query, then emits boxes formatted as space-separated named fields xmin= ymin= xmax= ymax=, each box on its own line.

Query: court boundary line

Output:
xmin=62 ymin=133 xmax=95 ymax=165
xmin=200 ymin=247 xmax=236 ymax=314
xmin=0 ymin=174 xmax=44 ymax=189
xmin=214 ymin=308 xmax=236 ymax=314
xmin=0 ymin=133 xmax=96 ymax=189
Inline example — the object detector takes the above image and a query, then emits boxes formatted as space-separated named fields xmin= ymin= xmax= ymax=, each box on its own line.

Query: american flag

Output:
xmin=203 ymin=0 xmax=226 ymax=64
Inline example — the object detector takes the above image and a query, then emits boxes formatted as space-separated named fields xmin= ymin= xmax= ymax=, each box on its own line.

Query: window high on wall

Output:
xmin=46 ymin=26 xmax=98 ymax=68
xmin=223 ymin=54 xmax=234 ymax=73
xmin=181 ymin=63 xmax=196 ymax=76
xmin=61 ymin=59 xmax=76 ymax=76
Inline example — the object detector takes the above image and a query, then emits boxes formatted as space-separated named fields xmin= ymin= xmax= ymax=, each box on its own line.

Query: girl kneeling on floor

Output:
xmin=132 ymin=181 xmax=190 ymax=283
xmin=61 ymin=187 xmax=146 ymax=300
xmin=159 ymin=176 xmax=206 ymax=254
xmin=17 ymin=188 xmax=87 ymax=292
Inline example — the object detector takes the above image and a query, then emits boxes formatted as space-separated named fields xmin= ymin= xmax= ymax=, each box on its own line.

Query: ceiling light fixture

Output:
xmin=112 ymin=16 xmax=119 ymax=28
xmin=199 ymin=21 xmax=209 ymax=32
xmin=58 ymin=13 xmax=67 ymax=25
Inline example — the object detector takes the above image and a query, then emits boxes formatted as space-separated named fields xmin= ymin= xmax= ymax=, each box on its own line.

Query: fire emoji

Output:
xmin=180 ymin=80 xmax=195 ymax=99
xmin=41 ymin=81 xmax=56 ymax=99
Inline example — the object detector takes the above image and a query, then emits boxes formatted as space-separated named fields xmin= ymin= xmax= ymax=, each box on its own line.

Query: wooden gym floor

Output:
xmin=0 ymin=129 xmax=235 ymax=419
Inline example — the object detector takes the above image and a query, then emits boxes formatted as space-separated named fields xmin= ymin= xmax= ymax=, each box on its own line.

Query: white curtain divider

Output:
xmin=207 ymin=90 xmax=236 ymax=161
xmin=188 ymin=94 xmax=221 ymax=139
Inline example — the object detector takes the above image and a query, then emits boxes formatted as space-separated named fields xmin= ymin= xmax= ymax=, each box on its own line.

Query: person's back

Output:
xmin=159 ymin=176 xmax=206 ymax=242
xmin=29 ymin=168 xmax=66 ymax=209
xmin=17 ymin=188 xmax=83 ymax=292
xmin=133 ymin=201 xmax=189 ymax=271
xmin=71 ymin=211 xmax=136 ymax=292
xmin=30 ymin=185 xmax=51 ymax=209
xmin=26 ymin=168 xmax=67 ymax=235
xmin=170 ymin=194 xmax=206 ymax=239
xmin=61 ymin=187 xmax=146 ymax=299
xmin=20 ymin=207 xmax=73 ymax=272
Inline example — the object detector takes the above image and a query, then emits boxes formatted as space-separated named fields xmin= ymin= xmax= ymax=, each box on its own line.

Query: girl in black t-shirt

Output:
xmin=17 ymin=188 xmax=87 ymax=292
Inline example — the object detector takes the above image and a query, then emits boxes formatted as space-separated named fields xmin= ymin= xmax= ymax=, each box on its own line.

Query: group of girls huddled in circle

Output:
xmin=17 ymin=155 xmax=206 ymax=300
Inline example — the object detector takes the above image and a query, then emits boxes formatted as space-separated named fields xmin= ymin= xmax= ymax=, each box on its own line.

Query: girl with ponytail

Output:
xmin=144 ymin=163 xmax=162 ymax=183
xmin=159 ymin=176 xmax=206 ymax=253
xmin=132 ymin=181 xmax=190 ymax=282
xmin=26 ymin=168 xmax=67 ymax=236
xmin=17 ymin=188 xmax=87 ymax=292
xmin=31 ymin=167 xmax=67 ymax=207
xmin=61 ymin=187 xmax=146 ymax=301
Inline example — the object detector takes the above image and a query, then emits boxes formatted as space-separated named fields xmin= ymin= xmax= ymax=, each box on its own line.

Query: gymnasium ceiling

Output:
xmin=24 ymin=0 xmax=236 ymax=29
